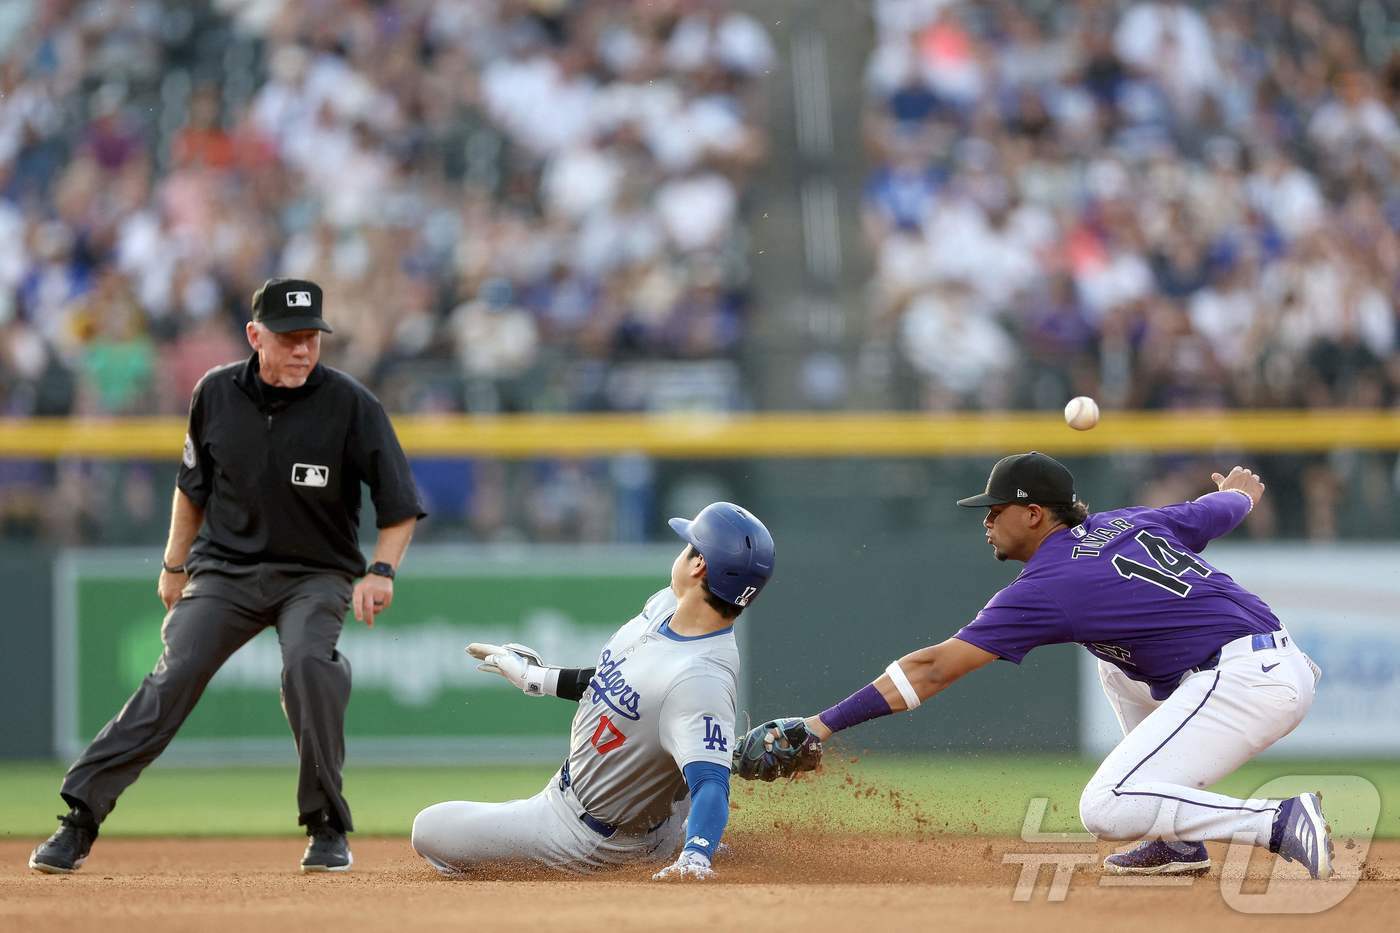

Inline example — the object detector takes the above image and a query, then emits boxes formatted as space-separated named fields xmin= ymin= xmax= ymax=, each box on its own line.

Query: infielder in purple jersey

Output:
xmin=789 ymin=452 xmax=1333 ymax=879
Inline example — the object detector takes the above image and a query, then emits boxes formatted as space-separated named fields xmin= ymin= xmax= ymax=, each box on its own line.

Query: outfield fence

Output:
xmin=4 ymin=410 xmax=1400 ymax=762
xmin=3 ymin=410 xmax=1400 ymax=458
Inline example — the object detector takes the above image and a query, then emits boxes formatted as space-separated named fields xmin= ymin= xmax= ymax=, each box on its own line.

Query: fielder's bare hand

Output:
xmin=158 ymin=568 xmax=188 ymax=611
xmin=1212 ymin=465 xmax=1265 ymax=508
xmin=353 ymin=575 xmax=393 ymax=627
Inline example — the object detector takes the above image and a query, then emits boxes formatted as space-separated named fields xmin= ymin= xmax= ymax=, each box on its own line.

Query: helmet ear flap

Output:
xmin=683 ymin=544 xmax=708 ymax=580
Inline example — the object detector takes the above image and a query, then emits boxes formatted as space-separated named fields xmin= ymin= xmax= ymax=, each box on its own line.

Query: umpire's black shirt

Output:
xmin=177 ymin=354 xmax=426 ymax=578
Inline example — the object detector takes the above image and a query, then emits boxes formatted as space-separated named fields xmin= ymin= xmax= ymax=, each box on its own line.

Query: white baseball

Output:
xmin=1064 ymin=396 xmax=1100 ymax=431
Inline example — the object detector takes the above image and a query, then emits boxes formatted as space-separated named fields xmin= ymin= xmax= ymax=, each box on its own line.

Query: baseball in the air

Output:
xmin=1064 ymin=396 xmax=1100 ymax=431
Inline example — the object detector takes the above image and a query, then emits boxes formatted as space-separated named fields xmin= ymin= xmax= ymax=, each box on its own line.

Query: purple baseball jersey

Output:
xmin=954 ymin=491 xmax=1279 ymax=700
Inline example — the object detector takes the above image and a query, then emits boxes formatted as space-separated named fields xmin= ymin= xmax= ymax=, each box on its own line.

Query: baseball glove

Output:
xmin=731 ymin=717 xmax=823 ymax=782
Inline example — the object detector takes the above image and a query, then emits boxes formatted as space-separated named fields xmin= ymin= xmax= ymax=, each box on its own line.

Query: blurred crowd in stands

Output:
xmin=863 ymin=0 xmax=1398 ymax=415
xmin=0 ymin=0 xmax=771 ymax=543
xmin=2 ymin=0 xmax=1397 ymax=546
xmin=861 ymin=0 xmax=1399 ymax=538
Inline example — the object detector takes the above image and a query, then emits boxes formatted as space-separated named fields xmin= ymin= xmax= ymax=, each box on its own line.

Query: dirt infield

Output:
xmin=2 ymin=835 xmax=1395 ymax=933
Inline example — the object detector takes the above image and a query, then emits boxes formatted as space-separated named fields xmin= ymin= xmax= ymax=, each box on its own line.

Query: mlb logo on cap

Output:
xmin=251 ymin=278 xmax=333 ymax=334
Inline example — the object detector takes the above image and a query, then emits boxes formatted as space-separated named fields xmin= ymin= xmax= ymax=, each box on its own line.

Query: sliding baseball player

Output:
xmin=412 ymin=502 xmax=775 ymax=879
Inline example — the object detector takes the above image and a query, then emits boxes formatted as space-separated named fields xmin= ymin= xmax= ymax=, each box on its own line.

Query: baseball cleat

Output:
xmin=29 ymin=812 xmax=98 ymax=874
xmin=1103 ymin=840 xmax=1210 ymax=875
xmin=301 ymin=825 xmax=353 ymax=873
xmin=1272 ymin=792 xmax=1333 ymax=880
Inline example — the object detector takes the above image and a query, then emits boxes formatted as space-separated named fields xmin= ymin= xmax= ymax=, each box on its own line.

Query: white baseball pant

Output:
xmin=1080 ymin=627 xmax=1318 ymax=844
xmin=411 ymin=770 xmax=687 ymax=875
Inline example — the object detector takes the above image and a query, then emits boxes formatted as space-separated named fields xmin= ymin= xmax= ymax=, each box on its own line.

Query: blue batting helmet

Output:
xmin=668 ymin=502 xmax=775 ymax=608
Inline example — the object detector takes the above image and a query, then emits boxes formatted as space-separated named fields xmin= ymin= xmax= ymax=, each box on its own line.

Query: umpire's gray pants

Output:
xmin=60 ymin=564 xmax=356 ymax=831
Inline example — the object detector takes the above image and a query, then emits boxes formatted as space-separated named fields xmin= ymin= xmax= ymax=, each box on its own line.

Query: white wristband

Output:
xmin=522 ymin=665 xmax=559 ymax=697
xmin=885 ymin=661 xmax=921 ymax=710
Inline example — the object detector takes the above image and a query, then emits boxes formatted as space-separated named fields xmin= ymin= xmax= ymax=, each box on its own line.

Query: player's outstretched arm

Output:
xmin=1151 ymin=466 xmax=1262 ymax=552
xmin=466 ymin=642 xmax=597 ymax=701
xmin=653 ymin=761 xmax=729 ymax=881
xmin=654 ymin=676 xmax=736 ymax=880
xmin=804 ymin=637 xmax=997 ymax=741
xmin=732 ymin=637 xmax=997 ymax=782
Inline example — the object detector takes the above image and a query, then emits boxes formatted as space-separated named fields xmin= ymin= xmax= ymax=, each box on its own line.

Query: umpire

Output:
xmin=29 ymin=278 xmax=426 ymax=875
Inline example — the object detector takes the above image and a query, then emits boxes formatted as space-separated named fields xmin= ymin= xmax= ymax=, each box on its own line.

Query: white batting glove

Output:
xmin=652 ymin=849 xmax=714 ymax=881
xmin=465 ymin=642 xmax=551 ymax=697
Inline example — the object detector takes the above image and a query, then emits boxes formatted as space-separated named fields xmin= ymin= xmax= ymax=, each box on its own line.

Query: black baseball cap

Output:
xmin=957 ymin=451 xmax=1076 ymax=508
xmin=251 ymin=278 xmax=333 ymax=334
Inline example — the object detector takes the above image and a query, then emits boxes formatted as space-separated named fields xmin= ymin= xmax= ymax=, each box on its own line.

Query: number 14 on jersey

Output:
xmin=1113 ymin=530 xmax=1211 ymax=597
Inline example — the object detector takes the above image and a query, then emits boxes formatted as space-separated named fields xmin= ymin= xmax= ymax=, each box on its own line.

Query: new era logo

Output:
xmin=1016 ymin=488 xmax=1029 ymax=498
xmin=286 ymin=291 xmax=312 ymax=307
xmin=292 ymin=463 xmax=329 ymax=487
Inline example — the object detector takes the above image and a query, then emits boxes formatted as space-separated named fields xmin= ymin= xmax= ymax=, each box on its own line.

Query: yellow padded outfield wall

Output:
xmin=2 ymin=411 xmax=1400 ymax=458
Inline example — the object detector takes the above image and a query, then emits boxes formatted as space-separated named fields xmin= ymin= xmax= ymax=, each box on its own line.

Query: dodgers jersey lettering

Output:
xmin=565 ymin=588 xmax=738 ymax=832
xmin=955 ymin=492 xmax=1280 ymax=699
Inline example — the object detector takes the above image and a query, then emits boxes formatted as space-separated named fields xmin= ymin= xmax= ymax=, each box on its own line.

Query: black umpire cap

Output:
xmin=957 ymin=452 xmax=1076 ymax=508
xmin=251 ymin=278 xmax=333 ymax=334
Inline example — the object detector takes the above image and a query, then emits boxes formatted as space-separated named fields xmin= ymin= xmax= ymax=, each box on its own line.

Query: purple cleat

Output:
xmin=1103 ymin=840 xmax=1210 ymax=876
xmin=1271 ymin=792 xmax=1334 ymax=880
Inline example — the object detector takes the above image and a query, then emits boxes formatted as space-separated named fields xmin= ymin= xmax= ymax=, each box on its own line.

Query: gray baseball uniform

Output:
xmin=411 ymin=588 xmax=739 ymax=874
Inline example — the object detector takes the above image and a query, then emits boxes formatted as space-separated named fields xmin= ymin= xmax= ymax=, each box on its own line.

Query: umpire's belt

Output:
xmin=1189 ymin=628 xmax=1290 ymax=674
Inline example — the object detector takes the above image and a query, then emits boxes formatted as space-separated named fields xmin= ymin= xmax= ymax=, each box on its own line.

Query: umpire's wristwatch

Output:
xmin=367 ymin=561 xmax=396 ymax=580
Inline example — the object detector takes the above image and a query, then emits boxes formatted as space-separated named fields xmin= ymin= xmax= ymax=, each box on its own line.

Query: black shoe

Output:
xmin=301 ymin=824 xmax=352 ymax=873
xmin=29 ymin=811 xmax=99 ymax=874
